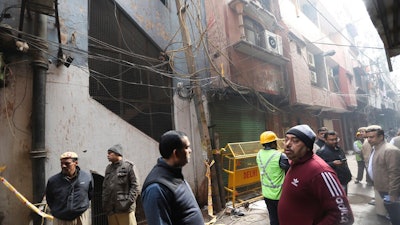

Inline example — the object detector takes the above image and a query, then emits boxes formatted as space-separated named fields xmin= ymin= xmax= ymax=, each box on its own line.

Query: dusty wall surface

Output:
xmin=0 ymin=0 xmax=207 ymax=224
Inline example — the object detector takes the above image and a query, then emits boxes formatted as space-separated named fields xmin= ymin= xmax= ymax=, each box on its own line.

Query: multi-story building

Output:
xmin=204 ymin=0 xmax=290 ymax=146
xmin=0 ymin=0 xmax=210 ymax=224
xmin=205 ymin=0 xmax=399 ymax=151
xmin=0 ymin=0 xmax=398 ymax=224
xmin=204 ymin=0 xmax=363 ymax=150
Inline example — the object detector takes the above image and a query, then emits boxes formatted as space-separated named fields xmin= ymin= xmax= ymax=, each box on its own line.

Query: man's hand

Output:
xmin=332 ymin=160 xmax=343 ymax=166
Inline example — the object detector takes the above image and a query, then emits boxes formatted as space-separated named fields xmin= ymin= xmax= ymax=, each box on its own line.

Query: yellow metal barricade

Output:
xmin=221 ymin=139 xmax=284 ymax=207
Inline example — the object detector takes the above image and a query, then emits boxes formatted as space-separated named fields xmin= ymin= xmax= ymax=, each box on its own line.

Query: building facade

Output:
xmin=204 ymin=0 xmax=399 ymax=151
xmin=0 ymin=0 xmax=399 ymax=224
xmin=0 ymin=0 xmax=209 ymax=224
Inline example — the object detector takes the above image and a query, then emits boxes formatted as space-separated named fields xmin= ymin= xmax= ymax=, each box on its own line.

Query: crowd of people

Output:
xmin=256 ymin=124 xmax=400 ymax=225
xmin=45 ymin=130 xmax=204 ymax=225
xmin=43 ymin=124 xmax=400 ymax=225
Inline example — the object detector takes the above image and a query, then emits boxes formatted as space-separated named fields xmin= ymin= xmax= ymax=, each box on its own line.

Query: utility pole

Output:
xmin=175 ymin=0 xmax=223 ymax=213
xmin=174 ymin=0 xmax=212 ymax=160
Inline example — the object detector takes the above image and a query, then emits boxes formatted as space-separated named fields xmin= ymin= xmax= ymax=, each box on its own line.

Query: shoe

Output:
xmin=354 ymin=180 xmax=360 ymax=184
xmin=232 ymin=208 xmax=245 ymax=216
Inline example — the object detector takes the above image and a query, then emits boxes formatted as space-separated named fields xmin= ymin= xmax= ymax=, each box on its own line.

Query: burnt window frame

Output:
xmin=88 ymin=0 xmax=174 ymax=140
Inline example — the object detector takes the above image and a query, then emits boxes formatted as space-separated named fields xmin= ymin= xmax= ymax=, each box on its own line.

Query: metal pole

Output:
xmin=31 ymin=12 xmax=49 ymax=225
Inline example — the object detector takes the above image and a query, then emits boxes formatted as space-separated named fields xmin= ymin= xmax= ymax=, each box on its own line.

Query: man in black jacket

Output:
xmin=46 ymin=152 xmax=93 ymax=225
xmin=141 ymin=130 xmax=204 ymax=225
xmin=317 ymin=130 xmax=352 ymax=195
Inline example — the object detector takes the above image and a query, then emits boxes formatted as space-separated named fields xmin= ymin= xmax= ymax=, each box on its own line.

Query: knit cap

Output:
xmin=108 ymin=144 xmax=123 ymax=156
xmin=286 ymin=124 xmax=316 ymax=149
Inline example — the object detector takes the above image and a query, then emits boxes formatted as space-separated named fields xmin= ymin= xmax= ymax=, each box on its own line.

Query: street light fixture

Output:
xmin=322 ymin=50 xmax=336 ymax=57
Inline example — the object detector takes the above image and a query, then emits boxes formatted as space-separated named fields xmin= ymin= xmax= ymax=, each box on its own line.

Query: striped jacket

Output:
xmin=278 ymin=152 xmax=354 ymax=225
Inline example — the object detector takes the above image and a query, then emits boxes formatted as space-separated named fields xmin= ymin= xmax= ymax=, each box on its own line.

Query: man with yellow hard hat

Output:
xmin=256 ymin=131 xmax=289 ymax=225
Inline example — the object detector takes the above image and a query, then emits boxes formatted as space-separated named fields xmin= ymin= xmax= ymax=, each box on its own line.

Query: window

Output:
xmin=310 ymin=71 xmax=317 ymax=84
xmin=329 ymin=67 xmax=340 ymax=92
xmin=243 ymin=16 xmax=265 ymax=48
xmin=296 ymin=44 xmax=302 ymax=54
xmin=301 ymin=3 xmax=319 ymax=27
xmin=307 ymin=52 xmax=315 ymax=68
xmin=88 ymin=0 xmax=173 ymax=140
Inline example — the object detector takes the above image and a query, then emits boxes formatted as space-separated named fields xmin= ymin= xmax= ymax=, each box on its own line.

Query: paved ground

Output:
xmin=207 ymin=153 xmax=391 ymax=225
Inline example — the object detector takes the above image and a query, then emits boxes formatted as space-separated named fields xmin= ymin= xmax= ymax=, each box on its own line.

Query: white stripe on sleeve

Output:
xmin=321 ymin=172 xmax=343 ymax=197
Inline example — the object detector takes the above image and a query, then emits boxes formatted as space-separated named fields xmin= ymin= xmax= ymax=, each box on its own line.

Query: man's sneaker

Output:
xmin=354 ymin=180 xmax=360 ymax=184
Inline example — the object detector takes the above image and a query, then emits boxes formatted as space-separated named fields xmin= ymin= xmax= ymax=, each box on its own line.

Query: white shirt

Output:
xmin=367 ymin=147 xmax=375 ymax=181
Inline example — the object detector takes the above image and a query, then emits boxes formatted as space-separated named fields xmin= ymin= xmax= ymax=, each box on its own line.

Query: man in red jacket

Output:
xmin=278 ymin=124 xmax=354 ymax=225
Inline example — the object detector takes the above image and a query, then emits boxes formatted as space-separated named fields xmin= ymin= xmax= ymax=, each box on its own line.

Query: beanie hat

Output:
xmin=286 ymin=124 xmax=316 ymax=149
xmin=108 ymin=144 xmax=123 ymax=156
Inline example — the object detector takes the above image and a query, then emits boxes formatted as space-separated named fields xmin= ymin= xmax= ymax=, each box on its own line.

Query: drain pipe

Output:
xmin=30 ymin=12 xmax=48 ymax=225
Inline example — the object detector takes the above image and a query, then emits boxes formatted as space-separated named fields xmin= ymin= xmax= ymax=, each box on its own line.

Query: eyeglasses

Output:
xmin=61 ymin=161 xmax=75 ymax=166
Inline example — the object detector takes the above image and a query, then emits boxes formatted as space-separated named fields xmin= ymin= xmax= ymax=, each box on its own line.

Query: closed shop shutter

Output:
xmin=209 ymin=98 xmax=266 ymax=148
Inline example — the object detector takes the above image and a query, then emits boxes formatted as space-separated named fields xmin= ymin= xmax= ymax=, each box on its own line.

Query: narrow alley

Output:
xmin=210 ymin=153 xmax=391 ymax=225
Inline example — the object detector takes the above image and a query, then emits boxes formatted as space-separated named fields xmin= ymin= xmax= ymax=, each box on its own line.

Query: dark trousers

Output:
xmin=264 ymin=198 xmax=279 ymax=225
xmin=356 ymin=161 xmax=364 ymax=181
xmin=380 ymin=193 xmax=400 ymax=225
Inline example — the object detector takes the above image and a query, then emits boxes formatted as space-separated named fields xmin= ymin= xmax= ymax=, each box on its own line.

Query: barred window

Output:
xmin=88 ymin=0 xmax=173 ymax=140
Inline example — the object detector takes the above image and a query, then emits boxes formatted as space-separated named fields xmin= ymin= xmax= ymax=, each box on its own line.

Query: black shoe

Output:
xmin=354 ymin=180 xmax=360 ymax=184
xmin=232 ymin=209 xmax=245 ymax=216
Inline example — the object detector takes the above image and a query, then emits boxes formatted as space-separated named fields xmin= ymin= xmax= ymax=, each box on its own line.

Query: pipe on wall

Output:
xmin=30 ymin=12 xmax=48 ymax=225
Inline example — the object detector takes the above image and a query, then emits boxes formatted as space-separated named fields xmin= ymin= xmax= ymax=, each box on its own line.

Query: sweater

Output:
xmin=278 ymin=152 xmax=354 ymax=225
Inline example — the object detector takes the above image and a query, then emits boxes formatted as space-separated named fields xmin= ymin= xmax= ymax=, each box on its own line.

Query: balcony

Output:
xmin=229 ymin=0 xmax=278 ymax=28
xmin=232 ymin=30 xmax=289 ymax=65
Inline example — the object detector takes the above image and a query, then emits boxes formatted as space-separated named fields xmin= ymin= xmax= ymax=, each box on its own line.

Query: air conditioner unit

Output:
xmin=264 ymin=30 xmax=283 ymax=55
xmin=310 ymin=71 xmax=317 ymax=84
xmin=307 ymin=52 xmax=315 ymax=68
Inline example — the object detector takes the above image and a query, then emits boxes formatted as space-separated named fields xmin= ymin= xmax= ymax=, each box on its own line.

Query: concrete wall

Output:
xmin=0 ymin=63 xmax=33 ymax=225
xmin=280 ymin=0 xmax=356 ymax=109
xmin=0 ymin=0 xmax=207 ymax=224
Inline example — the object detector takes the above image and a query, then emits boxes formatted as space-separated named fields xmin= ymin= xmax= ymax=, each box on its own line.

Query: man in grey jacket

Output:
xmin=366 ymin=125 xmax=400 ymax=225
xmin=103 ymin=144 xmax=140 ymax=225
